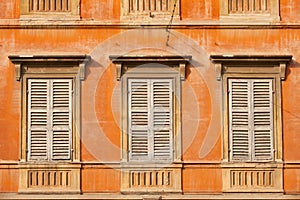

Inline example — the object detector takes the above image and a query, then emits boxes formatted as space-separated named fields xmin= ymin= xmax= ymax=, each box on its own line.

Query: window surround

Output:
xmin=110 ymin=55 xmax=191 ymax=193
xmin=20 ymin=0 xmax=80 ymax=20
xmin=219 ymin=0 xmax=280 ymax=22
xmin=210 ymin=54 xmax=292 ymax=192
xmin=9 ymin=54 xmax=90 ymax=193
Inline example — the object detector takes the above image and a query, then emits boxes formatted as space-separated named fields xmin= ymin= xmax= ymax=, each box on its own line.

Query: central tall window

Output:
xmin=110 ymin=55 xmax=190 ymax=193
xmin=128 ymin=78 xmax=173 ymax=161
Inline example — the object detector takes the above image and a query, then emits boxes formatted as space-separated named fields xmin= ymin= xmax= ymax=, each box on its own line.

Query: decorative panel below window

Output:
xmin=29 ymin=0 xmax=71 ymax=12
xmin=20 ymin=0 xmax=80 ymax=19
xmin=228 ymin=0 xmax=270 ymax=14
xmin=121 ymin=0 xmax=180 ymax=21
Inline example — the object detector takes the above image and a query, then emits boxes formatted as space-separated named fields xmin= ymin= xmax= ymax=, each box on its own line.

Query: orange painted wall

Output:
xmin=81 ymin=167 xmax=120 ymax=192
xmin=0 ymin=169 xmax=19 ymax=192
xmin=183 ymin=167 xmax=222 ymax=193
xmin=0 ymin=0 xmax=300 ymax=193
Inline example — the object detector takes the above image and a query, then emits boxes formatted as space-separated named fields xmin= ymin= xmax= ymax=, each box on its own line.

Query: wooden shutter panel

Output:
xmin=229 ymin=79 xmax=251 ymax=161
xmin=252 ymin=80 xmax=273 ymax=161
xmin=128 ymin=79 xmax=173 ymax=161
xmin=28 ymin=80 xmax=49 ymax=160
xmin=50 ymin=80 xmax=72 ymax=160
xmin=128 ymin=80 xmax=150 ymax=160
xmin=152 ymin=80 xmax=173 ymax=160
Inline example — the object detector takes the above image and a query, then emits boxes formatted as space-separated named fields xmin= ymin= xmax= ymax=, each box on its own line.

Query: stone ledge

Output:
xmin=1 ymin=193 xmax=300 ymax=199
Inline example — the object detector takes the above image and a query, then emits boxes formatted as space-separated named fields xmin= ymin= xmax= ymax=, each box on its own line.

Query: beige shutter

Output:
xmin=128 ymin=80 xmax=150 ymax=160
xmin=152 ymin=80 xmax=173 ymax=160
xmin=28 ymin=79 xmax=72 ymax=161
xmin=50 ymin=80 xmax=72 ymax=160
xmin=128 ymin=79 xmax=173 ymax=161
xmin=252 ymin=80 xmax=273 ymax=161
xmin=229 ymin=79 xmax=274 ymax=162
xmin=28 ymin=80 xmax=49 ymax=161
xmin=229 ymin=79 xmax=251 ymax=161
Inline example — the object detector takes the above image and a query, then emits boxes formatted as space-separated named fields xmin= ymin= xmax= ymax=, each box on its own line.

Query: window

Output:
xmin=110 ymin=55 xmax=191 ymax=193
xmin=9 ymin=55 xmax=90 ymax=193
xmin=211 ymin=55 xmax=292 ymax=192
xmin=121 ymin=0 xmax=180 ymax=21
xmin=20 ymin=0 xmax=80 ymax=19
xmin=229 ymin=79 xmax=273 ymax=162
xmin=28 ymin=79 xmax=72 ymax=161
xmin=129 ymin=79 xmax=173 ymax=162
xmin=220 ymin=0 xmax=279 ymax=21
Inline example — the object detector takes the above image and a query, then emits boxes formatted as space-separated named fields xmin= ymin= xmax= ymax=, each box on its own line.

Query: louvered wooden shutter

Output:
xmin=28 ymin=80 xmax=49 ymax=160
xmin=128 ymin=79 xmax=173 ymax=161
xmin=229 ymin=79 xmax=273 ymax=162
xmin=51 ymin=80 xmax=72 ymax=160
xmin=229 ymin=80 xmax=251 ymax=161
xmin=28 ymin=79 xmax=72 ymax=161
xmin=152 ymin=80 xmax=173 ymax=160
xmin=128 ymin=80 xmax=150 ymax=160
xmin=252 ymin=80 xmax=273 ymax=161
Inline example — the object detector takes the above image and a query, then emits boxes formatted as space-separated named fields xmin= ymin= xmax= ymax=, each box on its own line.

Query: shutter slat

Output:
xmin=229 ymin=80 xmax=251 ymax=161
xmin=51 ymin=80 xmax=72 ymax=160
xmin=28 ymin=80 xmax=49 ymax=160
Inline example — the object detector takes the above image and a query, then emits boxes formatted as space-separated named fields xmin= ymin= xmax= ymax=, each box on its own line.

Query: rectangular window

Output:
xmin=28 ymin=79 xmax=72 ymax=161
xmin=128 ymin=79 xmax=173 ymax=162
xmin=229 ymin=79 xmax=273 ymax=162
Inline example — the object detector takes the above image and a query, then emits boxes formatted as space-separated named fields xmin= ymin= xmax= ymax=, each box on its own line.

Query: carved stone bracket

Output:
xmin=210 ymin=55 xmax=293 ymax=81
xmin=9 ymin=55 xmax=91 ymax=81
xmin=109 ymin=55 xmax=192 ymax=81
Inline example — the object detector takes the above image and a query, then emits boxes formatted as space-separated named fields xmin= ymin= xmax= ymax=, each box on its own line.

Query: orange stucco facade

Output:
xmin=0 ymin=0 xmax=300 ymax=199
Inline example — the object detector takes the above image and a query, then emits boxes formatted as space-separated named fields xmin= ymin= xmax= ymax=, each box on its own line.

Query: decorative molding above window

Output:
xmin=210 ymin=55 xmax=292 ymax=81
xmin=109 ymin=55 xmax=191 ymax=81
xmin=121 ymin=0 xmax=180 ymax=21
xmin=9 ymin=55 xmax=90 ymax=81
xmin=220 ymin=0 xmax=280 ymax=22
xmin=20 ymin=0 xmax=80 ymax=20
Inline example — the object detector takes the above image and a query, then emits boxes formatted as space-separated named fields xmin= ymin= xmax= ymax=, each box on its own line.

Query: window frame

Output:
xmin=210 ymin=55 xmax=292 ymax=192
xmin=9 ymin=55 xmax=90 ymax=193
xmin=9 ymin=55 xmax=90 ymax=163
xmin=122 ymin=66 xmax=181 ymax=164
xmin=110 ymin=55 xmax=190 ymax=193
